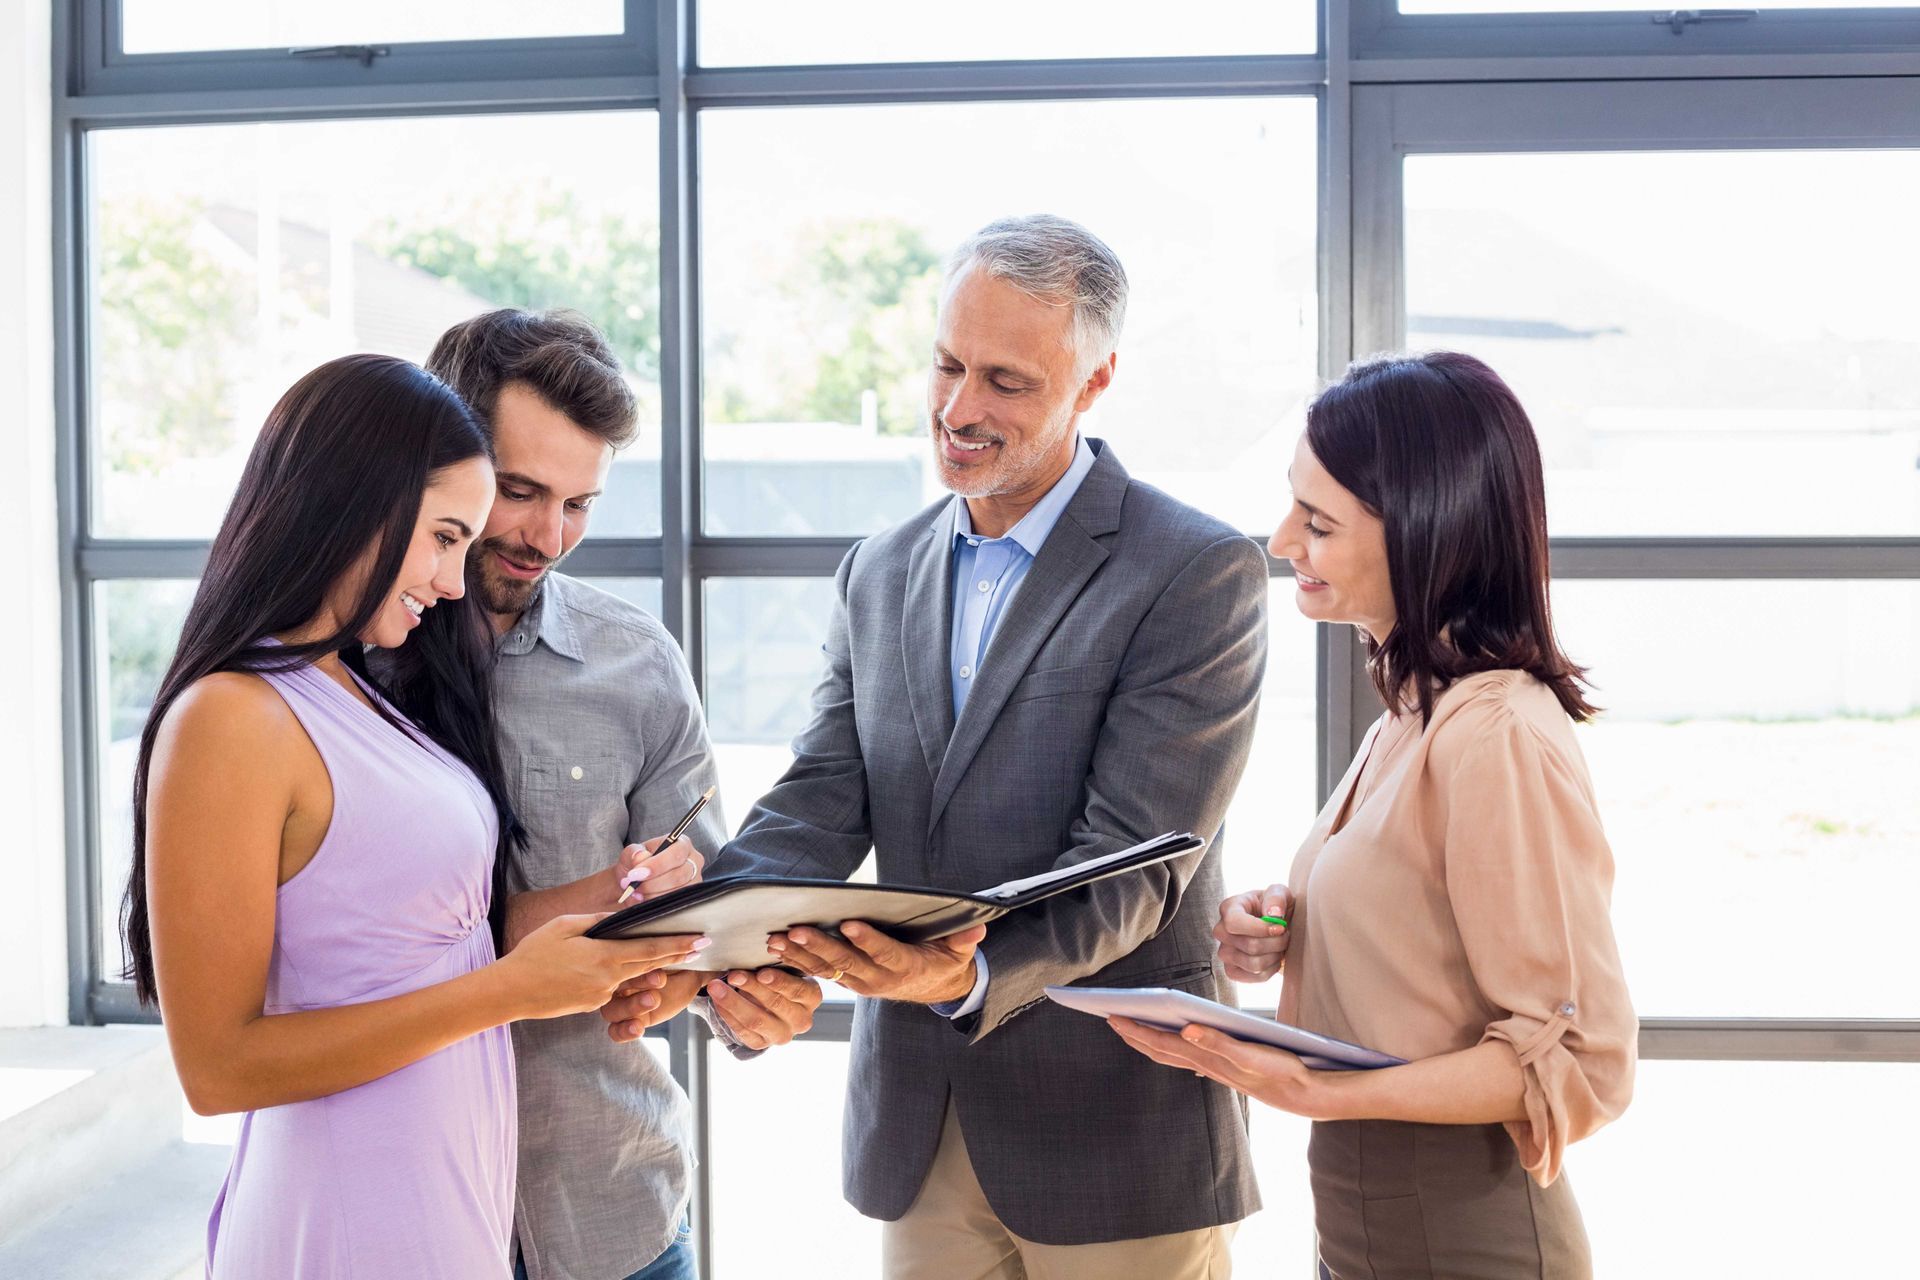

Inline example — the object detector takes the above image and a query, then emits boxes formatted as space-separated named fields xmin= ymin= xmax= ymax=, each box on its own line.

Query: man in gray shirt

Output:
xmin=423 ymin=308 xmax=822 ymax=1280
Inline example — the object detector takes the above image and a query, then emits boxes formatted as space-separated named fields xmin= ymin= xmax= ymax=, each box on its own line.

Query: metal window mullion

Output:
xmin=52 ymin=53 xmax=97 ymax=1023
xmin=657 ymin=0 xmax=699 ymax=683
xmin=58 ymin=79 xmax=663 ymax=127
xmin=654 ymin=10 xmax=715 ymax=1275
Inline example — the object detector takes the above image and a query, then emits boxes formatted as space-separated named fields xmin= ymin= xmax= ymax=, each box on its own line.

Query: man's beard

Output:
xmin=930 ymin=416 xmax=1068 ymax=499
xmin=469 ymin=536 xmax=561 ymax=618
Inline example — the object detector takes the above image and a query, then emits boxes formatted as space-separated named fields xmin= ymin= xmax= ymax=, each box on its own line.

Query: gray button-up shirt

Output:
xmin=490 ymin=573 xmax=727 ymax=1280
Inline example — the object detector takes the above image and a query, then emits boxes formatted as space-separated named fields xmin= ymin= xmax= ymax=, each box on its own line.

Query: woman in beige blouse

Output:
xmin=1110 ymin=351 xmax=1635 ymax=1279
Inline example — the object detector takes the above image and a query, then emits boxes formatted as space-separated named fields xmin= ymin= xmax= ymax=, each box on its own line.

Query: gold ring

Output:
xmin=829 ymin=968 xmax=846 ymax=983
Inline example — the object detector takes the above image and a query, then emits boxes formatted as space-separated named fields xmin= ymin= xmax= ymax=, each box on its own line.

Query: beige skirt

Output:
xmin=1309 ymin=1120 xmax=1592 ymax=1280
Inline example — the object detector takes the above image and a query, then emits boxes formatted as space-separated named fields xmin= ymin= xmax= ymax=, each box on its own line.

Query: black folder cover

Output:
xmin=584 ymin=832 xmax=1205 ymax=972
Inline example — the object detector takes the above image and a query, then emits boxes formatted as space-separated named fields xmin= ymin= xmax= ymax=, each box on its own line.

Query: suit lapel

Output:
xmin=901 ymin=503 xmax=958 ymax=787
xmin=926 ymin=443 xmax=1128 ymax=833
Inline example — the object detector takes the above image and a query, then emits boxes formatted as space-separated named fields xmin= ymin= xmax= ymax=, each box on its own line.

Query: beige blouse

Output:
xmin=1277 ymin=669 xmax=1636 ymax=1186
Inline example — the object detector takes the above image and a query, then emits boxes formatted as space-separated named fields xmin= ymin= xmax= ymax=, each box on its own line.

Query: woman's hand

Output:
xmin=1106 ymin=1016 xmax=1346 ymax=1121
xmin=1214 ymin=883 xmax=1293 ymax=984
xmin=497 ymin=913 xmax=708 ymax=1020
xmin=612 ymin=835 xmax=707 ymax=903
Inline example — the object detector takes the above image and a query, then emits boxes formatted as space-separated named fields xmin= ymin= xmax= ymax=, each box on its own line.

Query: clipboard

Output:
xmin=1044 ymin=985 xmax=1406 ymax=1071
xmin=585 ymin=832 xmax=1205 ymax=972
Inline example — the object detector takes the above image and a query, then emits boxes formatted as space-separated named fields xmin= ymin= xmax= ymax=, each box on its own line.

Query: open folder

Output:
xmin=584 ymin=831 xmax=1205 ymax=972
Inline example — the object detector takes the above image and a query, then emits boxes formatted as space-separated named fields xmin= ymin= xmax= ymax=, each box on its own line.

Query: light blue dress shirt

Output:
xmin=934 ymin=435 xmax=1098 ymax=1020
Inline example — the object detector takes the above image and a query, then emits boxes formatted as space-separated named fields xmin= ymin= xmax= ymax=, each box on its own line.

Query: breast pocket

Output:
xmin=1005 ymin=658 xmax=1118 ymax=706
xmin=515 ymin=753 xmax=631 ymax=881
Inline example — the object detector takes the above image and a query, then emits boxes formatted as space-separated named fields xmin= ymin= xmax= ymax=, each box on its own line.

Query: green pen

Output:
xmin=1260 ymin=913 xmax=1290 ymax=929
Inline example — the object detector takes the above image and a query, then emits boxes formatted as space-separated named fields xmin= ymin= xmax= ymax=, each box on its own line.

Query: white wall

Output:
xmin=0 ymin=0 xmax=71 ymax=1027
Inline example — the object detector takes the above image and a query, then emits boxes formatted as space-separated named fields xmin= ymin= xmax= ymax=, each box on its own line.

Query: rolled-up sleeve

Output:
xmin=1440 ymin=705 xmax=1637 ymax=1186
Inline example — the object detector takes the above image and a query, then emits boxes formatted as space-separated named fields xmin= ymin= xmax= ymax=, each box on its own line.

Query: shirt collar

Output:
xmin=498 ymin=575 xmax=586 ymax=663
xmin=951 ymin=434 xmax=1097 ymax=557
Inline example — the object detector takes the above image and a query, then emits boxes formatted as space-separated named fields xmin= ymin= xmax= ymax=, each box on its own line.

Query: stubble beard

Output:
xmin=930 ymin=415 xmax=1072 ymax=500
xmin=468 ymin=537 xmax=559 ymax=620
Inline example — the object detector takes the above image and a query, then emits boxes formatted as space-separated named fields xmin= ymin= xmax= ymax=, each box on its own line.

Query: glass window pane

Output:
xmin=89 ymin=112 xmax=660 ymax=539
xmin=1558 ymin=579 xmax=1920 ymax=1018
xmin=703 ymin=577 xmax=839 ymax=816
xmin=699 ymin=1 xmax=1315 ymax=65
xmin=707 ymin=1040 xmax=879 ymax=1277
xmin=121 ymin=0 xmax=623 ymax=54
xmin=1221 ymin=580 xmax=1319 ymax=1007
xmin=1577 ymin=1061 xmax=1917 ymax=1275
xmin=94 ymin=579 xmax=199 ymax=979
xmin=700 ymin=98 xmax=1318 ymax=536
xmin=1403 ymin=151 xmax=1920 ymax=536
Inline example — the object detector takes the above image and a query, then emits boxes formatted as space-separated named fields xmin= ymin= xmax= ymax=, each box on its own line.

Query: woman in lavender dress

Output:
xmin=120 ymin=355 xmax=707 ymax=1278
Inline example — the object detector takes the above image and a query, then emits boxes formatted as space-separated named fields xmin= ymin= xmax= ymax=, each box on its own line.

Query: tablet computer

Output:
xmin=1044 ymin=985 xmax=1406 ymax=1071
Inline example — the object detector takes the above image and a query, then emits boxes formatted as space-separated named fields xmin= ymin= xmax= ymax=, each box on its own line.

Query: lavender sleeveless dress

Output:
xmin=205 ymin=653 xmax=515 ymax=1279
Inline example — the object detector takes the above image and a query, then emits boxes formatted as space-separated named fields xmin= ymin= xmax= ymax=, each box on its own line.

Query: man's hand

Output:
xmin=705 ymin=968 xmax=824 ymax=1050
xmin=612 ymin=834 xmax=706 ymax=904
xmin=601 ymin=969 xmax=703 ymax=1043
xmin=768 ymin=920 xmax=987 ymax=1005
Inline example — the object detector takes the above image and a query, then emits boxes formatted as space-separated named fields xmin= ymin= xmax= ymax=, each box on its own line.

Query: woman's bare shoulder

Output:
xmin=152 ymin=671 xmax=304 ymax=767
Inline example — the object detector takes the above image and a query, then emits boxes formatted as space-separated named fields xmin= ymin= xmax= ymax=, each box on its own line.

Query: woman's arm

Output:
xmin=501 ymin=835 xmax=704 ymax=953
xmin=1108 ymin=1018 xmax=1525 ymax=1124
xmin=147 ymin=675 xmax=703 ymax=1116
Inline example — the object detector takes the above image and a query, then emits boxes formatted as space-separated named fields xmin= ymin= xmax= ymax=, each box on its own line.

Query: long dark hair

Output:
xmin=122 ymin=353 xmax=521 ymax=1005
xmin=1306 ymin=350 xmax=1597 ymax=725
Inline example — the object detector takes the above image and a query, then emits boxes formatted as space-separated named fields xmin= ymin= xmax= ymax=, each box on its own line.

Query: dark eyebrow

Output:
xmin=438 ymin=517 xmax=474 ymax=539
xmin=497 ymin=471 xmax=549 ymax=495
xmin=498 ymin=471 xmax=602 ymax=502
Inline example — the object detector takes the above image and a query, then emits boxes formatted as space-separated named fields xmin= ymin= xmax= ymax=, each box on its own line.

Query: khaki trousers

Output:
xmin=881 ymin=1104 xmax=1236 ymax=1280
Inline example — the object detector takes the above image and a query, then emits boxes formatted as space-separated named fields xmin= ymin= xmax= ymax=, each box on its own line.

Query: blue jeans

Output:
xmin=514 ymin=1222 xmax=695 ymax=1280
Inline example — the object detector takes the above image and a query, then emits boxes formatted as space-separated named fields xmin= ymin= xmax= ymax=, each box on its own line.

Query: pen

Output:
xmin=614 ymin=784 xmax=716 ymax=906
xmin=1260 ymin=914 xmax=1290 ymax=929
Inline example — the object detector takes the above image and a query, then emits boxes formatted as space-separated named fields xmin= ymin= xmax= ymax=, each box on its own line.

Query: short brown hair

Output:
xmin=426 ymin=307 xmax=639 ymax=449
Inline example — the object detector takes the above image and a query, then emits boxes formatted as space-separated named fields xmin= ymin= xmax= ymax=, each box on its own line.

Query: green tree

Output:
xmin=378 ymin=190 xmax=662 ymax=385
xmin=776 ymin=219 xmax=942 ymax=436
xmin=95 ymin=197 xmax=250 ymax=474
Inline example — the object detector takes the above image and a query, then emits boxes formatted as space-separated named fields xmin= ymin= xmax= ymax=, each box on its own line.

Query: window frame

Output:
xmin=51 ymin=2 xmax=1920 ymax=1276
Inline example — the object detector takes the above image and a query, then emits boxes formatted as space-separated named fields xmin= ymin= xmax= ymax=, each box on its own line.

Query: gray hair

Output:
xmin=945 ymin=214 xmax=1129 ymax=373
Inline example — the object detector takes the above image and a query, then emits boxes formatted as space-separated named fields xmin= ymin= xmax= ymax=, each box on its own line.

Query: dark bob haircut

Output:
xmin=1305 ymin=350 xmax=1597 ymax=725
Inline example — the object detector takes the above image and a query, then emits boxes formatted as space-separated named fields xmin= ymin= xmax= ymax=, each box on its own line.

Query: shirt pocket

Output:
xmin=1004 ymin=658 xmax=1118 ymax=707
xmin=515 ymin=753 xmax=631 ymax=881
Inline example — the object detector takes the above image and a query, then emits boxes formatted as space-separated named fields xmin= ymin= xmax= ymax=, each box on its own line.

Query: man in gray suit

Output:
xmin=711 ymin=215 xmax=1267 ymax=1277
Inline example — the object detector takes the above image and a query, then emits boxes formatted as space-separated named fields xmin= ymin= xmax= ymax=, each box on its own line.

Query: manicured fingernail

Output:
xmin=625 ymin=868 xmax=651 ymax=884
xmin=727 ymin=972 xmax=748 ymax=987
xmin=691 ymin=936 xmax=712 ymax=951
xmin=841 ymin=921 xmax=862 ymax=937
xmin=709 ymin=980 xmax=729 ymax=999
xmin=766 ymin=937 xmax=787 ymax=952
xmin=757 ymin=970 xmax=777 ymax=985
xmin=640 ymin=993 xmax=659 ymax=1009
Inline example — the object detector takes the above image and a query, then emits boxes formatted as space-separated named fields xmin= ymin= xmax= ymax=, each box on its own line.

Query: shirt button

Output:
xmin=1558 ymin=1001 xmax=1576 ymax=1017
xmin=968 ymin=539 xmax=980 ymax=547
xmin=977 ymin=580 xmax=991 ymax=593
xmin=959 ymin=665 xmax=972 ymax=679
xmin=570 ymin=766 xmax=584 ymax=781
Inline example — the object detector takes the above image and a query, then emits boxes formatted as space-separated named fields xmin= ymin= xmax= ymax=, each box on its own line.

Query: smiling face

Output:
xmin=345 ymin=455 xmax=495 ymax=649
xmin=1268 ymin=433 xmax=1397 ymax=643
xmin=465 ymin=381 xmax=614 ymax=628
xmin=927 ymin=263 xmax=1114 ymax=530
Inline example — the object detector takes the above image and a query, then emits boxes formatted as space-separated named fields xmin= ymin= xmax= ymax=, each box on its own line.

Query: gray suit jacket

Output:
xmin=715 ymin=440 xmax=1267 ymax=1245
